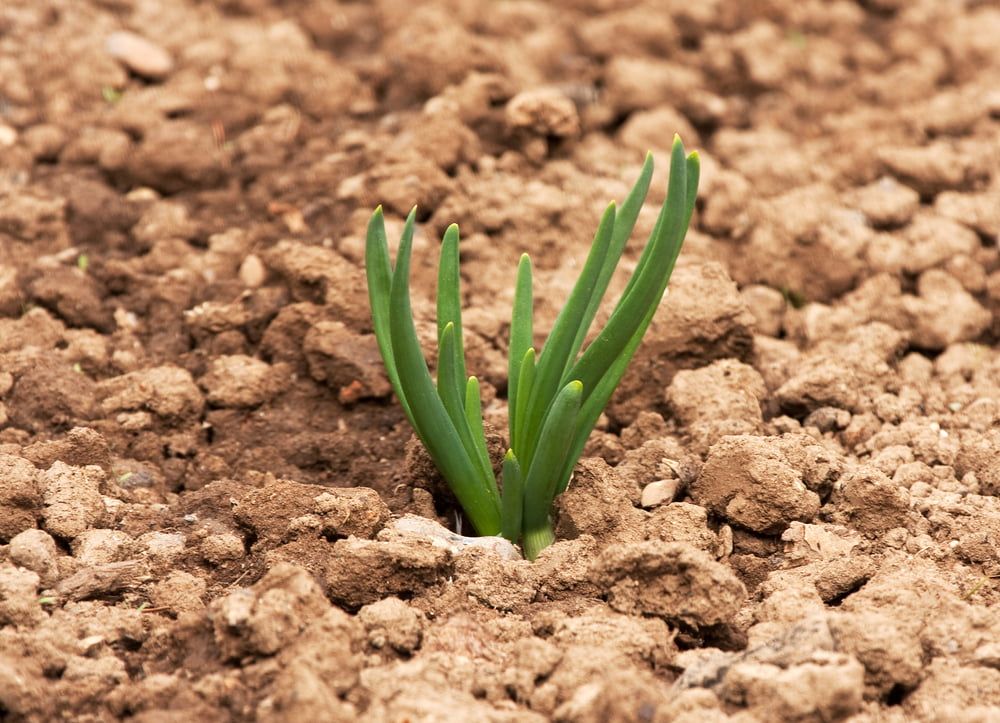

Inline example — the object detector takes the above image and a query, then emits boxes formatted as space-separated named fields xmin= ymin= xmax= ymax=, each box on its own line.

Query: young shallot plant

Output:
xmin=366 ymin=136 xmax=699 ymax=560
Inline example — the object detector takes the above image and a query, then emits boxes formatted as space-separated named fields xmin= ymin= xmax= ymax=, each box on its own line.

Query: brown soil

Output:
xmin=2 ymin=0 xmax=1000 ymax=720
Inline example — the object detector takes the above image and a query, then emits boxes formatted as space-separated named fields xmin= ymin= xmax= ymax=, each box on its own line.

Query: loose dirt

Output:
xmin=2 ymin=0 xmax=1000 ymax=721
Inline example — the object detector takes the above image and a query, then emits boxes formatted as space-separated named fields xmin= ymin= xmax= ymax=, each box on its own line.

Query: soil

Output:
xmin=2 ymin=0 xmax=1000 ymax=721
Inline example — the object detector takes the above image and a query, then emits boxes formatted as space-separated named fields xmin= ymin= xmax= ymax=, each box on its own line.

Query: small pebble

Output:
xmin=641 ymin=479 xmax=680 ymax=508
xmin=105 ymin=31 xmax=174 ymax=80
xmin=201 ymin=533 xmax=245 ymax=565
xmin=0 ymin=124 xmax=17 ymax=147
xmin=139 ymin=532 xmax=186 ymax=562
xmin=239 ymin=254 xmax=266 ymax=287
xmin=385 ymin=514 xmax=520 ymax=560
xmin=72 ymin=529 xmax=133 ymax=565
xmin=9 ymin=529 xmax=61 ymax=586
xmin=975 ymin=643 xmax=1000 ymax=669
xmin=125 ymin=187 xmax=160 ymax=202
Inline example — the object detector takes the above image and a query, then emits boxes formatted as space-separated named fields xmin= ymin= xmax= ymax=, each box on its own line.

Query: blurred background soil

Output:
xmin=1 ymin=0 xmax=1000 ymax=720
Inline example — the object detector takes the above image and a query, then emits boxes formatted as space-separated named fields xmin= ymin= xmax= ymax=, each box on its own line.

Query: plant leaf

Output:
xmin=500 ymin=449 xmax=522 ymax=542
xmin=562 ymin=153 xmax=654 ymax=380
xmin=567 ymin=137 xmax=694 ymax=399
xmin=513 ymin=347 xmax=536 ymax=454
xmin=508 ymin=253 xmax=533 ymax=447
xmin=519 ymin=203 xmax=616 ymax=469
xmin=437 ymin=224 xmax=468 ymax=397
xmin=438 ymin=323 xmax=495 ymax=494
xmin=521 ymin=380 xmax=583 ymax=545
xmin=466 ymin=375 xmax=499 ymax=506
xmin=389 ymin=211 xmax=501 ymax=534
xmin=365 ymin=206 xmax=413 ymax=423
xmin=555 ymin=302 xmax=656 ymax=495
xmin=554 ymin=148 xmax=700 ymax=495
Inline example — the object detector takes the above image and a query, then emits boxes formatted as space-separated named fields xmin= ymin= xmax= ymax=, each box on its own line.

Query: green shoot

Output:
xmin=366 ymin=136 xmax=699 ymax=559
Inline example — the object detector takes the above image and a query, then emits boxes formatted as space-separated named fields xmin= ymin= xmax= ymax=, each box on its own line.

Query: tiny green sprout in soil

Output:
xmin=101 ymin=86 xmax=123 ymax=104
xmin=366 ymin=136 xmax=699 ymax=560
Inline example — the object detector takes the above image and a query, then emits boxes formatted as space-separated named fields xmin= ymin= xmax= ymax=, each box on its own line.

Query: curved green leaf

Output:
xmin=500 ymin=450 xmax=522 ymax=542
xmin=568 ymin=137 xmax=695 ymax=399
xmin=365 ymin=207 xmax=413 ymax=424
xmin=520 ymin=203 xmax=616 ymax=469
xmin=508 ymin=254 xmax=533 ymax=446
xmin=562 ymin=153 xmax=654 ymax=380
xmin=389 ymin=211 xmax=500 ymax=534
xmin=521 ymin=380 xmax=582 ymax=559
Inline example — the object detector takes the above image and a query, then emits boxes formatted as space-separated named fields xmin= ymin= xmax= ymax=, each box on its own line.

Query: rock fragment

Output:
xmin=97 ymin=365 xmax=204 ymax=420
xmin=593 ymin=541 xmax=746 ymax=627
xmin=690 ymin=436 xmax=822 ymax=534
xmin=303 ymin=321 xmax=391 ymax=403
xmin=505 ymin=88 xmax=580 ymax=137
xmin=324 ymin=537 xmax=451 ymax=608
xmin=666 ymin=359 xmax=766 ymax=452
xmin=198 ymin=355 xmax=290 ymax=408
xmin=106 ymin=31 xmax=175 ymax=80
xmin=40 ymin=462 xmax=106 ymax=540
xmin=358 ymin=597 xmax=425 ymax=653
xmin=209 ymin=563 xmax=331 ymax=660
xmin=8 ymin=529 xmax=60 ymax=586
xmin=0 ymin=565 xmax=43 ymax=627
xmin=0 ymin=454 xmax=42 ymax=542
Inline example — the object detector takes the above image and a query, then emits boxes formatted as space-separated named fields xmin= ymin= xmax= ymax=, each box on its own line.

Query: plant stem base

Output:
xmin=522 ymin=523 xmax=555 ymax=561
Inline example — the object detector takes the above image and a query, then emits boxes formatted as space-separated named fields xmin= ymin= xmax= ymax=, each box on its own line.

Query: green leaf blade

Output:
xmin=438 ymin=326 xmax=496 ymax=504
xmin=508 ymin=253 xmax=533 ymax=447
xmin=568 ymin=136 xmax=695 ymax=399
xmin=520 ymin=379 xmax=583 ymax=560
xmin=389 ymin=211 xmax=501 ymax=535
xmin=465 ymin=375 xmax=500 ymax=507
xmin=365 ymin=206 xmax=413 ymax=423
xmin=520 ymin=203 xmax=616 ymax=469
xmin=500 ymin=450 xmax=523 ymax=542
xmin=513 ymin=347 xmax=536 ymax=455
xmin=437 ymin=224 xmax=468 ymax=388
xmin=562 ymin=153 xmax=654 ymax=380
xmin=555 ymin=302 xmax=658 ymax=496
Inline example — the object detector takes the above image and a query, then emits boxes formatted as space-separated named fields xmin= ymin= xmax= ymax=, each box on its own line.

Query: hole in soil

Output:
xmin=680 ymin=35 xmax=702 ymax=51
xmin=824 ymin=576 xmax=872 ymax=607
xmin=117 ymin=637 xmax=144 ymax=653
xmin=241 ymin=529 xmax=258 ymax=555
xmin=886 ymin=683 xmax=912 ymax=706
xmin=675 ymin=622 xmax=747 ymax=652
